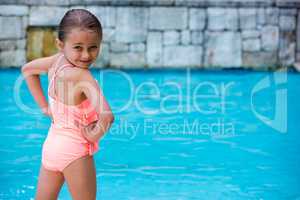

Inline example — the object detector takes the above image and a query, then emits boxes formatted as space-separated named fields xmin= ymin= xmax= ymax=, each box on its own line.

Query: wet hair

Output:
xmin=58 ymin=9 xmax=102 ymax=42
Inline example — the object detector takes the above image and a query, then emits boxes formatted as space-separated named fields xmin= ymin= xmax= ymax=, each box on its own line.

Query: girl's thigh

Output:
xmin=35 ymin=165 xmax=65 ymax=200
xmin=63 ymin=155 xmax=96 ymax=200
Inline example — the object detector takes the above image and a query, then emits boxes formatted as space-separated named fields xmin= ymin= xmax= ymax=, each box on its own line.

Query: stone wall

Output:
xmin=0 ymin=0 xmax=299 ymax=69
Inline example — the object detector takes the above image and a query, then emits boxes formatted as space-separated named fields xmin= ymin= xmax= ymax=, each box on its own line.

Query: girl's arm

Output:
xmin=80 ymin=70 xmax=114 ymax=142
xmin=21 ymin=54 xmax=58 ymax=116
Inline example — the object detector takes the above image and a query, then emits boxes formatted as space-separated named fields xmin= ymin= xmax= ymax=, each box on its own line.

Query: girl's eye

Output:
xmin=74 ymin=46 xmax=82 ymax=50
xmin=89 ymin=46 xmax=98 ymax=50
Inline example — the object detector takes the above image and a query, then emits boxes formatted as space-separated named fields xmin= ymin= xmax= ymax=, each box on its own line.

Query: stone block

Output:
xmin=110 ymin=42 xmax=129 ymax=52
xmin=0 ymin=39 xmax=26 ymax=51
xmin=191 ymin=31 xmax=203 ymax=45
xmin=276 ymin=0 xmax=300 ymax=8
xmin=69 ymin=6 xmax=87 ymax=10
xmin=115 ymin=7 xmax=148 ymax=43
xmin=265 ymin=8 xmax=279 ymax=25
xmin=243 ymin=51 xmax=277 ymax=68
xmin=86 ymin=6 xmax=116 ymax=28
xmin=279 ymin=15 xmax=296 ymax=31
xmin=0 ymin=5 xmax=29 ymax=16
xmin=130 ymin=43 xmax=145 ymax=52
xmin=163 ymin=31 xmax=180 ymax=45
xmin=175 ymin=0 xmax=274 ymax=7
xmin=26 ymin=0 xmax=69 ymax=6
xmin=0 ymin=16 xmax=24 ymax=39
xmin=110 ymin=52 xmax=146 ymax=68
xmin=189 ymin=8 xmax=206 ymax=30
xmin=207 ymin=8 xmax=238 ymax=31
xmin=207 ymin=8 xmax=225 ymax=30
xmin=225 ymin=8 xmax=239 ymax=30
xmin=279 ymin=8 xmax=297 ymax=16
xmin=29 ymin=6 xmax=67 ymax=26
xmin=281 ymin=42 xmax=297 ymax=66
xmin=149 ymin=7 xmax=187 ymax=30
xmin=0 ymin=50 xmax=26 ymax=67
xmin=243 ymin=38 xmax=261 ymax=52
xmin=204 ymin=31 xmax=242 ymax=67
xmin=297 ymin=11 xmax=300 ymax=51
xmin=181 ymin=30 xmax=190 ymax=45
xmin=163 ymin=45 xmax=202 ymax=67
xmin=261 ymin=26 xmax=279 ymax=51
xmin=242 ymin=30 xmax=260 ymax=39
xmin=257 ymin=8 xmax=266 ymax=25
xmin=239 ymin=8 xmax=257 ymax=30
xmin=296 ymin=52 xmax=300 ymax=62
xmin=103 ymin=28 xmax=115 ymax=42
xmin=147 ymin=32 xmax=163 ymax=66
xmin=22 ymin=16 xmax=28 ymax=30
xmin=69 ymin=0 xmax=86 ymax=5
xmin=279 ymin=31 xmax=296 ymax=66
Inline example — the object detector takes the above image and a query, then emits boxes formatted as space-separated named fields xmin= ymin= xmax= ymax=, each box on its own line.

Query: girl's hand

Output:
xmin=82 ymin=121 xmax=98 ymax=142
xmin=74 ymin=120 xmax=98 ymax=143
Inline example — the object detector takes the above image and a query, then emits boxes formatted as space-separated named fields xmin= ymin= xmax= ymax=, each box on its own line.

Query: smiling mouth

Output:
xmin=80 ymin=60 xmax=91 ymax=63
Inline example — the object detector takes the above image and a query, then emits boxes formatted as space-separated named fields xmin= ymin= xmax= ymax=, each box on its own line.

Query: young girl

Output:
xmin=21 ymin=9 xmax=114 ymax=200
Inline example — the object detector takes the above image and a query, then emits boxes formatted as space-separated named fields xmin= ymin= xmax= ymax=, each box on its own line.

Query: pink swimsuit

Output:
xmin=42 ymin=55 xmax=99 ymax=172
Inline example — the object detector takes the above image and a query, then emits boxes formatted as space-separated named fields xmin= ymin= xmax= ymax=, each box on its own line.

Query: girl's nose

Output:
xmin=82 ymin=51 xmax=91 ymax=60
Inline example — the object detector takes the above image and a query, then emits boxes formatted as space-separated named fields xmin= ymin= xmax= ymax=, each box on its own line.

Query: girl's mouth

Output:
xmin=80 ymin=60 xmax=91 ymax=63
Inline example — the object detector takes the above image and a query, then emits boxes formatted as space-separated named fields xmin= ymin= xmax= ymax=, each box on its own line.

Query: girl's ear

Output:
xmin=55 ymin=38 xmax=64 ymax=50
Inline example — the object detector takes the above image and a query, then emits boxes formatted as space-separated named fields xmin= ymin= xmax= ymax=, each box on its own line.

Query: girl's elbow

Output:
xmin=21 ymin=64 xmax=31 ymax=76
xmin=21 ymin=64 xmax=27 ymax=74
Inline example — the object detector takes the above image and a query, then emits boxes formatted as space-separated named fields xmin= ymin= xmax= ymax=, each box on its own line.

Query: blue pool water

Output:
xmin=0 ymin=68 xmax=299 ymax=200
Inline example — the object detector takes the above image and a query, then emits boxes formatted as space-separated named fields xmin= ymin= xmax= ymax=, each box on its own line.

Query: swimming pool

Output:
xmin=0 ymin=68 xmax=299 ymax=199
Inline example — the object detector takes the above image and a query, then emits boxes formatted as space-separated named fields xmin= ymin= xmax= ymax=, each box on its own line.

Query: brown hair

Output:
xmin=58 ymin=9 xmax=102 ymax=41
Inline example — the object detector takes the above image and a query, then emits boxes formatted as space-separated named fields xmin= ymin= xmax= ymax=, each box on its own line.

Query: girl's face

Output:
xmin=57 ymin=27 xmax=101 ymax=68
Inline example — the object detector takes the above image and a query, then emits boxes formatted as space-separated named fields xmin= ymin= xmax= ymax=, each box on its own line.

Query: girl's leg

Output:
xmin=63 ymin=155 xmax=96 ymax=200
xmin=35 ymin=166 xmax=65 ymax=200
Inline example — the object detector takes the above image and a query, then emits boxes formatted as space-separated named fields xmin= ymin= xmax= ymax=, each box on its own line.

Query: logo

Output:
xmin=251 ymin=70 xmax=287 ymax=133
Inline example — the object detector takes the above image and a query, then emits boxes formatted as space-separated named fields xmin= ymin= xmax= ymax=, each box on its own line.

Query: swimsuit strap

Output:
xmin=48 ymin=55 xmax=74 ymax=100
xmin=48 ymin=55 xmax=62 ymax=97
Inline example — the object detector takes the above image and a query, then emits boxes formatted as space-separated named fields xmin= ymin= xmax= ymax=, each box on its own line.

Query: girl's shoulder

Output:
xmin=52 ymin=53 xmax=90 ymax=82
xmin=59 ymin=65 xmax=95 ymax=86
xmin=47 ymin=53 xmax=64 ymax=72
xmin=22 ymin=53 xmax=59 ymax=75
xmin=47 ymin=53 xmax=62 ymax=66
xmin=63 ymin=66 xmax=89 ymax=82
xmin=68 ymin=66 xmax=97 ymax=88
